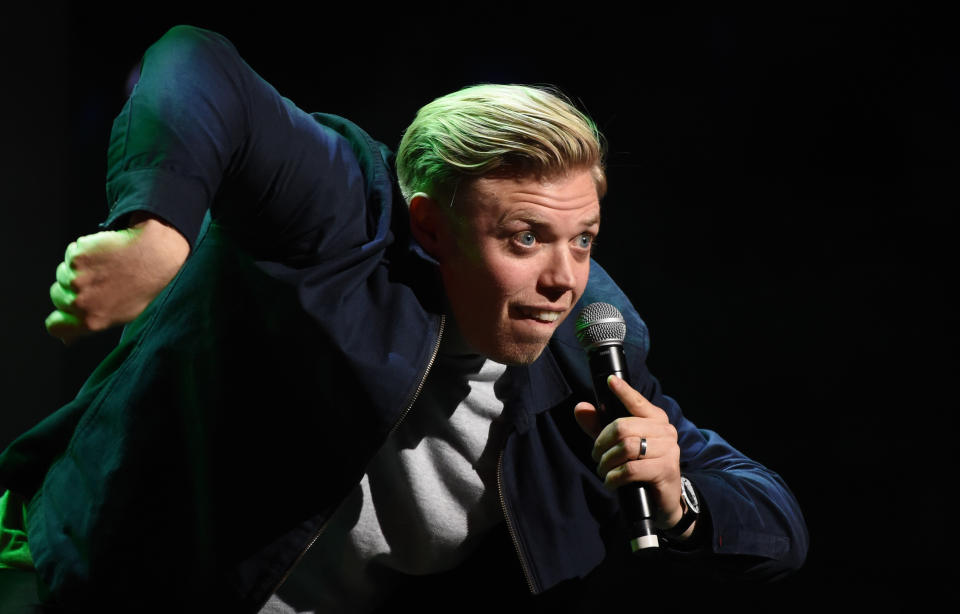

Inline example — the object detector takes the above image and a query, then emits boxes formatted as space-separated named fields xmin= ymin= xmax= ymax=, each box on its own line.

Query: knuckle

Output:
xmin=603 ymin=474 xmax=616 ymax=490
xmin=621 ymin=460 xmax=642 ymax=482
xmin=71 ymin=269 xmax=92 ymax=290
xmin=70 ymin=252 xmax=88 ymax=268
xmin=615 ymin=417 xmax=642 ymax=439
xmin=71 ymin=290 xmax=87 ymax=311
xmin=605 ymin=465 xmax=630 ymax=488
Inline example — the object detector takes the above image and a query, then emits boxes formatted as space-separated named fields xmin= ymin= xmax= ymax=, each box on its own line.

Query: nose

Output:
xmin=538 ymin=246 xmax=578 ymax=298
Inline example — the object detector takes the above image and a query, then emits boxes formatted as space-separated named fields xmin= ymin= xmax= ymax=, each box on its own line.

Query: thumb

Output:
xmin=573 ymin=401 xmax=603 ymax=439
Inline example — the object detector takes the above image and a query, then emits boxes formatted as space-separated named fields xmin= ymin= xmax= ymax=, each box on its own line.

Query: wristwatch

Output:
xmin=661 ymin=476 xmax=700 ymax=539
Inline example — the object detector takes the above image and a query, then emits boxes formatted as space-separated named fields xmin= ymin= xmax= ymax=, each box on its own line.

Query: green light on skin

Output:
xmin=0 ymin=490 xmax=33 ymax=570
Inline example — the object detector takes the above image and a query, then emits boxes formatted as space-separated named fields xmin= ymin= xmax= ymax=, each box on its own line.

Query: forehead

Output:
xmin=459 ymin=170 xmax=601 ymax=220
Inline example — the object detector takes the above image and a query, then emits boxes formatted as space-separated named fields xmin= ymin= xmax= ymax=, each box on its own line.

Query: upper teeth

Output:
xmin=531 ymin=311 xmax=561 ymax=322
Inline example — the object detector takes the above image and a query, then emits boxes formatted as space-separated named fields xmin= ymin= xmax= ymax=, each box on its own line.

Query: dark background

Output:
xmin=1 ymin=4 xmax=954 ymax=610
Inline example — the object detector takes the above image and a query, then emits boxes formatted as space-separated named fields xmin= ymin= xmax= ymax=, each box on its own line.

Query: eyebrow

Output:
xmin=497 ymin=209 xmax=601 ymax=230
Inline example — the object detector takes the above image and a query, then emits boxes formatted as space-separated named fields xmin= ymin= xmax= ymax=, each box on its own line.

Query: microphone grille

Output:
xmin=575 ymin=302 xmax=626 ymax=350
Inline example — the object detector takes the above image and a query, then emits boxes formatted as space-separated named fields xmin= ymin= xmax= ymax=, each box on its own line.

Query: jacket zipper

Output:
xmin=386 ymin=313 xmax=446 ymax=437
xmin=497 ymin=447 xmax=539 ymax=594
xmin=263 ymin=314 xmax=446 ymax=602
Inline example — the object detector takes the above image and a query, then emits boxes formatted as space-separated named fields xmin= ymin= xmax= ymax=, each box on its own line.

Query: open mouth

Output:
xmin=517 ymin=307 xmax=566 ymax=323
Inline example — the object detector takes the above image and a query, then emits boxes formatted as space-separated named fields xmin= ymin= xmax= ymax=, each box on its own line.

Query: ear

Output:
xmin=409 ymin=192 xmax=444 ymax=258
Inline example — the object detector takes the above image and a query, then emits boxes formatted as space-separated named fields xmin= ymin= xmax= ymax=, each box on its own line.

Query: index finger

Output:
xmin=606 ymin=375 xmax=664 ymax=420
xmin=64 ymin=241 xmax=79 ymax=268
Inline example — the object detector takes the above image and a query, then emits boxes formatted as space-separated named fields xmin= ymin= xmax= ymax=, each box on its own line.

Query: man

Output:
xmin=0 ymin=25 xmax=807 ymax=612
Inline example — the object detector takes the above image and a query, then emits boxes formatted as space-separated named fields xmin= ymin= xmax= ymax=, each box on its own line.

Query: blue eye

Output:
xmin=576 ymin=233 xmax=594 ymax=249
xmin=516 ymin=231 xmax=537 ymax=247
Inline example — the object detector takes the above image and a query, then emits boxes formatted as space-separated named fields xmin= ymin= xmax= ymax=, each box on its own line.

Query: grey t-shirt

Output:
xmin=265 ymin=332 xmax=509 ymax=613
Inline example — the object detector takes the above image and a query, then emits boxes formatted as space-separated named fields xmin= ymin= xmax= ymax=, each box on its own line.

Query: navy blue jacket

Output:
xmin=0 ymin=26 xmax=807 ymax=612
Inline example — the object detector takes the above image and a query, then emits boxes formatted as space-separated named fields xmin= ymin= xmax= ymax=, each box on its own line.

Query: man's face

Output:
xmin=433 ymin=169 xmax=600 ymax=365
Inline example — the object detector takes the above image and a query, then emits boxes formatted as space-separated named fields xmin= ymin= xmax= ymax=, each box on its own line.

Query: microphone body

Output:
xmin=576 ymin=303 xmax=660 ymax=552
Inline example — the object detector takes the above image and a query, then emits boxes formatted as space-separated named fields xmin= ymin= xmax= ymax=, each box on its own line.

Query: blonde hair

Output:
xmin=396 ymin=84 xmax=606 ymax=204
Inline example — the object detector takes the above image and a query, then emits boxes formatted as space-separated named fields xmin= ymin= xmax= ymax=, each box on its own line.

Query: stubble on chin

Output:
xmin=485 ymin=335 xmax=550 ymax=367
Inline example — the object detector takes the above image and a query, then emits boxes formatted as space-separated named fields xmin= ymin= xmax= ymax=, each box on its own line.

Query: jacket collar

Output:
xmin=498 ymin=347 xmax=572 ymax=435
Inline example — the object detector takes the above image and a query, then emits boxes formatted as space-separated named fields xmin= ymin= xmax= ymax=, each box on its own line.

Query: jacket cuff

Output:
xmin=686 ymin=470 xmax=794 ymax=561
xmin=102 ymin=168 xmax=209 ymax=248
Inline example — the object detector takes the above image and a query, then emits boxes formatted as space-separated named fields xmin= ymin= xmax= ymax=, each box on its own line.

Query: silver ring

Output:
xmin=639 ymin=437 xmax=647 ymax=457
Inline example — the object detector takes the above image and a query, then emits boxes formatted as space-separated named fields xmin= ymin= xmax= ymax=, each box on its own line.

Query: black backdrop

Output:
xmin=1 ymin=5 xmax=953 ymax=610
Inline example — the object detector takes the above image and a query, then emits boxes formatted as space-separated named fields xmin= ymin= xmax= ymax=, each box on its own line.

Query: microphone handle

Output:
xmin=588 ymin=346 xmax=660 ymax=552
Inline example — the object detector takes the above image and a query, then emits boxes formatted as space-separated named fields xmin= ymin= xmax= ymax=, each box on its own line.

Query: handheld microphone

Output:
xmin=575 ymin=302 xmax=659 ymax=552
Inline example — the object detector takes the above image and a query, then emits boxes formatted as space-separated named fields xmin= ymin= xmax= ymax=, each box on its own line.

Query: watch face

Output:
xmin=681 ymin=476 xmax=700 ymax=514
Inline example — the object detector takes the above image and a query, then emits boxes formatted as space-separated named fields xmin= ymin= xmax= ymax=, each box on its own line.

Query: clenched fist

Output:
xmin=46 ymin=214 xmax=190 ymax=344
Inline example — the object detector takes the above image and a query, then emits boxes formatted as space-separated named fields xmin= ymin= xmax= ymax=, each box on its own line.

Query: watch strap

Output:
xmin=661 ymin=505 xmax=697 ymax=539
xmin=661 ymin=476 xmax=700 ymax=540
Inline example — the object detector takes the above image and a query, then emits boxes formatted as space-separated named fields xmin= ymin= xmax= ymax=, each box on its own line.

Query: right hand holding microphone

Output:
xmin=574 ymin=375 xmax=688 ymax=534
xmin=46 ymin=214 xmax=190 ymax=344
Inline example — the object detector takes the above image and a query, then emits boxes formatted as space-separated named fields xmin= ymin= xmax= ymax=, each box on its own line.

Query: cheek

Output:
xmin=483 ymin=257 xmax=537 ymax=302
xmin=575 ymin=262 xmax=591 ymax=295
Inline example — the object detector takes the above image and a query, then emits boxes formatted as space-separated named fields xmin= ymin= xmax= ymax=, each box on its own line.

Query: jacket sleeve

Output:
xmin=102 ymin=25 xmax=373 ymax=262
xmin=581 ymin=260 xmax=808 ymax=579
xmin=650 ymin=376 xmax=809 ymax=578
